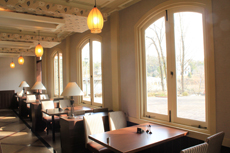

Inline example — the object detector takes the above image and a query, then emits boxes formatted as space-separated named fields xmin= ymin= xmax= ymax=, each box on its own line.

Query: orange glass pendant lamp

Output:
xmin=87 ymin=0 xmax=104 ymax=33
xmin=35 ymin=43 xmax=43 ymax=57
xmin=18 ymin=56 xmax=24 ymax=65
xmin=10 ymin=61 xmax=15 ymax=68
xmin=35 ymin=30 xmax=43 ymax=57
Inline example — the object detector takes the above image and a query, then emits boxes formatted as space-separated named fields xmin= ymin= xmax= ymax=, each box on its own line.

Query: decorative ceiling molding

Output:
xmin=0 ymin=32 xmax=60 ymax=43
xmin=0 ymin=32 xmax=61 ymax=56
xmin=0 ymin=0 xmax=140 ymax=57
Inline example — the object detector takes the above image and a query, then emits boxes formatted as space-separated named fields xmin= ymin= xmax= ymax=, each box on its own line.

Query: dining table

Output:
xmin=89 ymin=123 xmax=188 ymax=153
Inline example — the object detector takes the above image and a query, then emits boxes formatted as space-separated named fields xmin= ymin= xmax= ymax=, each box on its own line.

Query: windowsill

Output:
xmin=128 ymin=116 xmax=210 ymax=141
xmin=78 ymin=102 xmax=102 ymax=108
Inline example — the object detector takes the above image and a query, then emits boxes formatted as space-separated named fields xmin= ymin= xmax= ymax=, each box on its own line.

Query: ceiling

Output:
xmin=0 ymin=0 xmax=141 ymax=57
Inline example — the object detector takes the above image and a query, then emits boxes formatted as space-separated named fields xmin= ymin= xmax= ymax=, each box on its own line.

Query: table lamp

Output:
xmin=61 ymin=82 xmax=83 ymax=119
xmin=19 ymin=81 xmax=30 ymax=97
xmin=31 ymin=81 xmax=46 ymax=100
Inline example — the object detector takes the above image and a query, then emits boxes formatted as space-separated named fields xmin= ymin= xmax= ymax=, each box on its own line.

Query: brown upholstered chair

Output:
xmin=108 ymin=111 xmax=127 ymax=131
xmin=205 ymin=131 xmax=225 ymax=153
xmin=83 ymin=114 xmax=111 ymax=153
xmin=180 ymin=142 xmax=208 ymax=153
xmin=68 ymin=110 xmax=85 ymax=116
xmin=93 ymin=108 xmax=108 ymax=113
xmin=41 ymin=100 xmax=59 ymax=135
xmin=0 ymin=142 xmax=2 ymax=153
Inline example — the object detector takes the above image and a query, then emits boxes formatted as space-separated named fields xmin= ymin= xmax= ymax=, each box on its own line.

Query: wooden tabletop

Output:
xmin=61 ymin=111 xmax=108 ymax=121
xmin=42 ymin=106 xmax=93 ymax=116
xmin=24 ymin=99 xmax=39 ymax=103
xmin=89 ymin=123 xmax=188 ymax=153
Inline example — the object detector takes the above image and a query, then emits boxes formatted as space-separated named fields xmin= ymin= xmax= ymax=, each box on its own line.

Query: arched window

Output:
xmin=78 ymin=36 xmax=103 ymax=106
xmin=53 ymin=51 xmax=63 ymax=97
xmin=135 ymin=3 xmax=215 ymax=132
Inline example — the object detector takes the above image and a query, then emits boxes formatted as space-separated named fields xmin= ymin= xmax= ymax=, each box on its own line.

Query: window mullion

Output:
xmin=89 ymin=40 xmax=94 ymax=105
xmin=166 ymin=9 xmax=177 ymax=123
xmin=57 ymin=53 xmax=59 ymax=97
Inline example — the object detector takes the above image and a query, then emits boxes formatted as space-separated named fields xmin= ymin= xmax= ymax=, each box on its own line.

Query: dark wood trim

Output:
xmin=0 ymin=90 xmax=16 ymax=109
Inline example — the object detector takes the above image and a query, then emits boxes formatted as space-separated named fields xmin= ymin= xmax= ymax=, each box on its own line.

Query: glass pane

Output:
xmin=145 ymin=16 xmax=168 ymax=115
xmin=174 ymin=12 xmax=205 ymax=121
xmin=54 ymin=53 xmax=58 ymax=96
xmin=93 ymin=41 xmax=102 ymax=104
xmin=82 ymin=43 xmax=91 ymax=101
xmin=59 ymin=53 xmax=63 ymax=95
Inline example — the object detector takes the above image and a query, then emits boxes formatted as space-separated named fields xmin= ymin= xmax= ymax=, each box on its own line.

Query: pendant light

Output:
xmin=10 ymin=59 xmax=15 ymax=69
xmin=18 ymin=55 xmax=24 ymax=65
xmin=87 ymin=0 xmax=104 ymax=33
xmin=35 ymin=30 xmax=43 ymax=57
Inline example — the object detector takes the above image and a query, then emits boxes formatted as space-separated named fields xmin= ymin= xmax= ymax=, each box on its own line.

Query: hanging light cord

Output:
xmin=94 ymin=0 xmax=96 ymax=7
xmin=38 ymin=30 xmax=40 ymax=43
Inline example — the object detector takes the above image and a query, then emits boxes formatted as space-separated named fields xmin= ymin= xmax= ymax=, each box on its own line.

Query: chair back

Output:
xmin=26 ymin=91 xmax=32 ymax=94
xmin=68 ymin=110 xmax=85 ymax=116
xmin=41 ymin=101 xmax=55 ymax=117
xmin=27 ymin=95 xmax=36 ymax=101
xmin=180 ymin=142 xmax=208 ymax=153
xmin=108 ymin=111 xmax=127 ymax=131
xmin=206 ymin=131 xmax=224 ymax=153
xmin=39 ymin=94 xmax=49 ymax=100
xmin=17 ymin=90 xmax=23 ymax=97
xmin=93 ymin=107 xmax=108 ymax=113
xmin=59 ymin=100 xmax=71 ymax=108
xmin=83 ymin=114 xmax=104 ymax=145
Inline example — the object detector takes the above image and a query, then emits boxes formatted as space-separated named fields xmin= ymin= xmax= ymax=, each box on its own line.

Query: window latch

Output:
xmin=170 ymin=71 xmax=173 ymax=76
xmin=169 ymin=110 xmax=171 ymax=122
xmin=191 ymin=125 xmax=207 ymax=129
xmin=146 ymin=115 xmax=155 ymax=118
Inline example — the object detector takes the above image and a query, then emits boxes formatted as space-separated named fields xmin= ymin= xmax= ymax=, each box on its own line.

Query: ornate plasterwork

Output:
xmin=0 ymin=48 xmax=35 ymax=56
xmin=0 ymin=0 xmax=110 ymax=56
xmin=0 ymin=32 xmax=61 ymax=56
xmin=0 ymin=32 xmax=60 ymax=42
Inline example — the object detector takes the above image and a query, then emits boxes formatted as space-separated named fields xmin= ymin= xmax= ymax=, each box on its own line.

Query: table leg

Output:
xmin=52 ymin=115 xmax=55 ymax=142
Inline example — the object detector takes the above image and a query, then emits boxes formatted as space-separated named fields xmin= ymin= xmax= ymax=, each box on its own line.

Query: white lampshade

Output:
xmin=31 ymin=81 xmax=46 ymax=90
xmin=61 ymin=82 xmax=83 ymax=96
xmin=19 ymin=81 xmax=30 ymax=88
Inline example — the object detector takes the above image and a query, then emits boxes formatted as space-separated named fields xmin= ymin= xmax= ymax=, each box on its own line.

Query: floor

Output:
xmin=0 ymin=109 xmax=56 ymax=153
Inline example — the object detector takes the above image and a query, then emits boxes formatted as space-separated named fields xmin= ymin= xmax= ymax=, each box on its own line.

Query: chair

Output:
xmin=83 ymin=114 xmax=111 ymax=153
xmin=17 ymin=90 xmax=23 ymax=97
xmin=26 ymin=94 xmax=36 ymax=116
xmin=41 ymin=101 xmax=59 ymax=135
xmin=0 ymin=142 xmax=2 ymax=153
xmin=93 ymin=108 xmax=108 ymax=113
xmin=39 ymin=94 xmax=49 ymax=100
xmin=205 ymin=131 xmax=225 ymax=153
xmin=108 ymin=111 xmax=127 ymax=131
xmin=26 ymin=91 xmax=32 ymax=95
xmin=26 ymin=94 xmax=36 ymax=101
xmin=180 ymin=142 xmax=208 ymax=153
xmin=68 ymin=110 xmax=85 ymax=117
xmin=59 ymin=100 xmax=71 ymax=108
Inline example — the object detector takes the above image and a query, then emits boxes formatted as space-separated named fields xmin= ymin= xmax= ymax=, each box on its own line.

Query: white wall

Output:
xmin=0 ymin=56 xmax=36 ymax=92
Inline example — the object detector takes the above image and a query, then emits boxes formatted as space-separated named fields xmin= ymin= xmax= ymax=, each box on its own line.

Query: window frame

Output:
xmin=135 ymin=1 xmax=216 ymax=135
xmin=52 ymin=50 xmax=63 ymax=98
xmin=77 ymin=34 xmax=103 ymax=107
